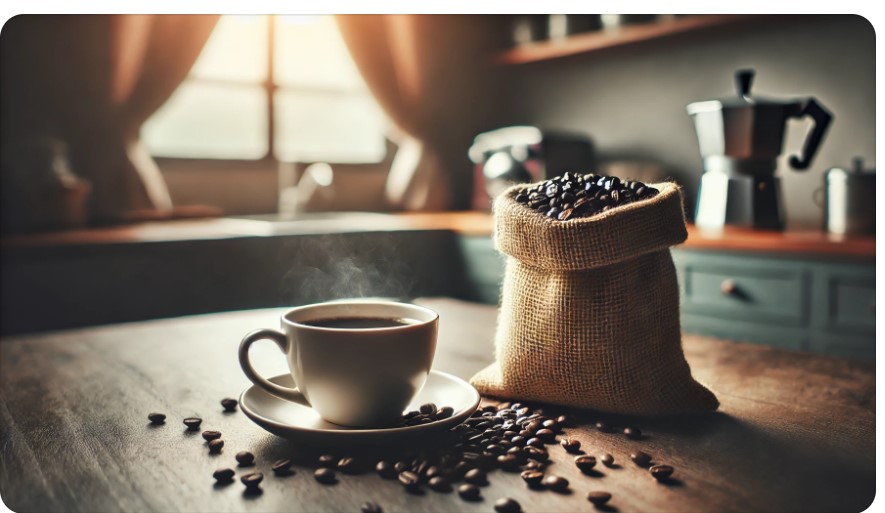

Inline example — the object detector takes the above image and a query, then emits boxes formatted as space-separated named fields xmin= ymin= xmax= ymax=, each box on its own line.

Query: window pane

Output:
xmin=142 ymin=81 xmax=267 ymax=159
xmin=274 ymin=90 xmax=386 ymax=163
xmin=190 ymin=15 xmax=268 ymax=83
xmin=274 ymin=16 xmax=364 ymax=90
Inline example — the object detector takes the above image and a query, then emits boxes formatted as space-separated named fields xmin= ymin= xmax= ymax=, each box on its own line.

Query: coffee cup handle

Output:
xmin=238 ymin=329 xmax=309 ymax=405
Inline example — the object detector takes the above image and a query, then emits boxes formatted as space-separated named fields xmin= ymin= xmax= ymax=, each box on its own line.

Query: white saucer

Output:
xmin=239 ymin=370 xmax=480 ymax=446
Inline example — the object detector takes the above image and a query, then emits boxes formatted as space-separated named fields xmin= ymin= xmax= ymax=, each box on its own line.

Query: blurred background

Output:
xmin=0 ymin=14 xmax=875 ymax=227
xmin=0 ymin=14 xmax=876 ymax=359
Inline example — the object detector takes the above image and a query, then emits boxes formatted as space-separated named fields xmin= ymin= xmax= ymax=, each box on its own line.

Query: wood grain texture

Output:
xmin=0 ymin=299 xmax=875 ymax=513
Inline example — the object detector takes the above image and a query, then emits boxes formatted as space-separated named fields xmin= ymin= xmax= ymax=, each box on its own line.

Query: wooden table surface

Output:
xmin=0 ymin=298 xmax=875 ymax=513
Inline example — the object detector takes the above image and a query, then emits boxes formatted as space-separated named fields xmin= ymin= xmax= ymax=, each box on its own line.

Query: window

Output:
xmin=141 ymin=15 xmax=388 ymax=163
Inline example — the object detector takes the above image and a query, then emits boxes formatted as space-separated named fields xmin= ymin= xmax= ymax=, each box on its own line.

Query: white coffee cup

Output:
xmin=238 ymin=301 xmax=439 ymax=427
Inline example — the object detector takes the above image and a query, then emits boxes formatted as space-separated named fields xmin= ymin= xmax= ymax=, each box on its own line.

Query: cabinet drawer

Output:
xmin=829 ymin=277 xmax=875 ymax=334
xmin=682 ymin=266 xmax=807 ymax=326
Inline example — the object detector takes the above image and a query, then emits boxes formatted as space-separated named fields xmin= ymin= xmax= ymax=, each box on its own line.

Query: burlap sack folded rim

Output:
xmin=494 ymin=181 xmax=688 ymax=271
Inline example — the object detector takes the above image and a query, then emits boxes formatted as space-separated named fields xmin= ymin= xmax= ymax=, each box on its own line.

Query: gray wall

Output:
xmin=497 ymin=15 xmax=875 ymax=228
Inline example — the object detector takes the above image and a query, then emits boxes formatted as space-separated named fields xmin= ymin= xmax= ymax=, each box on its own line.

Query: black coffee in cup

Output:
xmin=303 ymin=317 xmax=420 ymax=329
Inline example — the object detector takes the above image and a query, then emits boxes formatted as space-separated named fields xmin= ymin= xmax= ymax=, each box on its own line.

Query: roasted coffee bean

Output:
xmin=202 ymin=430 xmax=221 ymax=441
xmin=497 ymin=454 xmax=520 ymax=471
xmin=510 ymin=435 xmax=527 ymax=447
xmin=575 ymin=455 xmax=597 ymax=473
xmin=182 ymin=417 xmax=202 ymax=430
xmin=428 ymin=476 xmax=451 ymax=492
xmin=494 ymin=497 xmax=522 ymax=513
xmin=419 ymin=403 xmax=437 ymax=415
xmin=314 ymin=468 xmax=336 ymax=484
xmin=526 ymin=437 xmax=545 ymax=448
xmin=542 ymin=475 xmax=569 ymax=492
xmin=376 ymin=460 xmax=397 ymax=479
xmin=624 ymin=427 xmax=642 ymax=440
xmin=464 ymin=468 xmax=487 ymax=485
xmin=542 ymin=419 xmax=559 ymax=431
xmin=361 ymin=501 xmax=383 ymax=513
xmin=457 ymin=483 xmax=481 ymax=501
xmin=517 ymin=173 xmax=656 ymax=221
xmin=520 ymin=470 xmax=544 ymax=487
xmin=546 ymin=208 xmax=561 ymax=219
xmin=221 ymin=398 xmax=238 ymax=412
xmin=240 ymin=471 xmax=263 ymax=488
xmin=318 ymin=454 xmax=337 ymax=468
xmin=556 ymin=414 xmax=573 ymax=426
xmin=515 ymin=193 xmax=529 ymax=203
xmin=649 ymin=464 xmax=674 ymax=480
xmin=423 ymin=465 xmax=442 ymax=480
xmin=271 ymin=459 xmax=292 ymax=475
xmin=601 ymin=453 xmax=615 ymax=466
xmin=338 ymin=456 xmax=363 ymax=474
xmin=398 ymin=471 xmax=421 ymax=491
xmin=208 ymin=439 xmax=224 ymax=453
xmin=235 ymin=451 xmax=254 ymax=466
xmin=213 ymin=467 xmax=235 ymax=483
xmin=535 ymin=428 xmax=556 ymax=443
xmin=631 ymin=451 xmax=652 ymax=467
xmin=561 ymin=438 xmax=581 ymax=453
xmin=595 ymin=420 xmax=612 ymax=433
xmin=436 ymin=406 xmax=454 ymax=419
xmin=523 ymin=446 xmax=549 ymax=462
xmin=557 ymin=208 xmax=574 ymax=221
xmin=524 ymin=460 xmax=544 ymax=470
xmin=587 ymin=491 xmax=612 ymax=506
xmin=485 ymin=443 xmax=505 ymax=454
xmin=147 ymin=413 xmax=166 ymax=424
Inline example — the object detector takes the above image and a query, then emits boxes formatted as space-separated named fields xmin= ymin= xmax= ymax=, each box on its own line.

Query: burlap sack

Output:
xmin=470 ymin=181 xmax=718 ymax=415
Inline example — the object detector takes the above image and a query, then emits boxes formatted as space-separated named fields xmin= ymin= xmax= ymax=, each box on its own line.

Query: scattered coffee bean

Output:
xmin=271 ymin=459 xmax=292 ymax=475
xmin=398 ymin=471 xmax=421 ymax=492
xmin=240 ymin=471 xmax=263 ymax=488
xmin=523 ymin=446 xmax=549 ymax=462
xmin=524 ymin=460 xmax=544 ymax=470
xmin=361 ymin=501 xmax=383 ymax=513
xmin=221 ymin=398 xmax=238 ymax=412
xmin=208 ymin=439 xmax=224 ymax=453
xmin=314 ymin=468 xmax=336 ymax=484
xmin=520 ymin=470 xmax=544 ymax=487
xmin=575 ymin=455 xmax=597 ymax=473
xmin=376 ymin=460 xmax=397 ymax=479
xmin=556 ymin=414 xmax=573 ymax=426
xmin=235 ymin=451 xmax=254 ymax=466
xmin=201 ymin=430 xmax=221 ymax=441
xmin=526 ymin=437 xmax=545 ymax=448
xmin=212 ymin=467 xmax=235 ymax=483
xmin=624 ymin=427 xmax=642 ymax=440
xmin=436 ymin=406 xmax=454 ymax=419
xmin=147 ymin=413 xmax=166 ymax=425
xmin=649 ymin=464 xmax=674 ymax=480
xmin=464 ymin=468 xmax=487 ymax=485
xmin=631 ymin=451 xmax=652 ymax=467
xmin=318 ymin=454 xmax=337 ymax=468
xmin=495 ymin=497 xmax=522 ymax=513
xmin=182 ymin=417 xmax=202 ymax=430
xmin=535 ymin=428 xmax=556 ymax=443
xmin=497 ymin=454 xmax=520 ymax=471
xmin=338 ymin=456 xmax=362 ymax=474
xmin=561 ymin=438 xmax=581 ymax=453
xmin=542 ymin=475 xmax=569 ymax=492
xmin=428 ymin=476 xmax=451 ymax=492
xmin=601 ymin=453 xmax=615 ymax=466
xmin=587 ymin=491 xmax=612 ymax=506
xmin=458 ymin=483 xmax=481 ymax=501
xmin=419 ymin=403 xmax=437 ymax=415
xmin=595 ymin=420 xmax=611 ymax=433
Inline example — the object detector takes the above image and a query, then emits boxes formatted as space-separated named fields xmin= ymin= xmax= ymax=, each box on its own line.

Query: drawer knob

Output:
xmin=720 ymin=279 xmax=738 ymax=296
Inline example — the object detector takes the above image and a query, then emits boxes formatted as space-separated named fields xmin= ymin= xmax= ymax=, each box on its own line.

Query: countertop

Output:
xmin=1 ymin=212 xmax=875 ymax=258
xmin=0 ymin=298 xmax=874 ymax=513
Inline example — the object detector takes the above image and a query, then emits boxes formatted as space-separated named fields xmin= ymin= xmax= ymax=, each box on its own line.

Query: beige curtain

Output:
xmin=1 ymin=14 xmax=219 ymax=224
xmin=335 ymin=15 xmax=501 ymax=210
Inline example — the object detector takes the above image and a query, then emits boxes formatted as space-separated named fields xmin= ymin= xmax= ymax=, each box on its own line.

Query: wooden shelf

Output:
xmin=494 ymin=14 xmax=763 ymax=65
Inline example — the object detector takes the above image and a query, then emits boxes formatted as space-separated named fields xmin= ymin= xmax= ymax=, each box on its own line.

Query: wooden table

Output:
xmin=0 ymin=298 xmax=874 ymax=513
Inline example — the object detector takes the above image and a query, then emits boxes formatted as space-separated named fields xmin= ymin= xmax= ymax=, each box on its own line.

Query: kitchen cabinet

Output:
xmin=456 ymin=229 xmax=875 ymax=360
